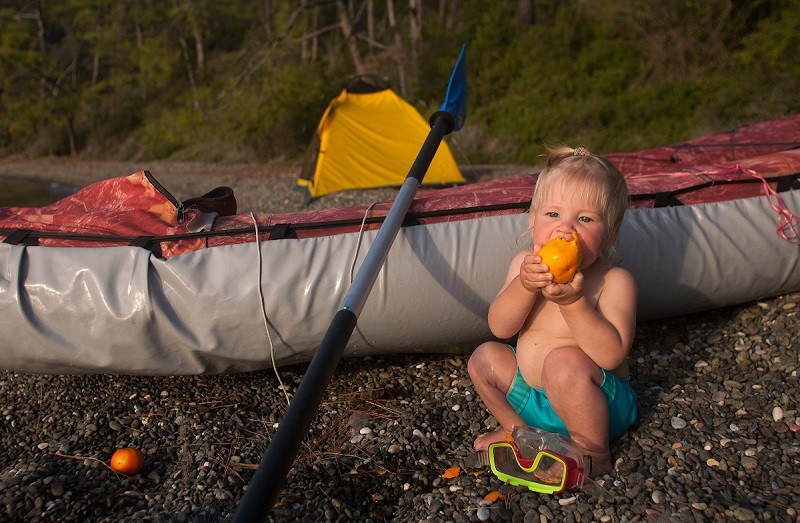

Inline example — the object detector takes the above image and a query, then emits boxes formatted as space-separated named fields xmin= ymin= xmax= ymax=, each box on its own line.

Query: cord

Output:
xmin=251 ymin=213 xmax=291 ymax=406
xmin=349 ymin=202 xmax=378 ymax=284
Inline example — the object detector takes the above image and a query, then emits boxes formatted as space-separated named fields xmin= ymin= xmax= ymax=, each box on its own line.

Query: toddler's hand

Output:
xmin=542 ymin=271 xmax=584 ymax=305
xmin=518 ymin=246 xmax=553 ymax=293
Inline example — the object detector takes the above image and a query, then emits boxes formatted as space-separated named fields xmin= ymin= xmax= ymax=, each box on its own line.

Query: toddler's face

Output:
xmin=530 ymin=181 xmax=608 ymax=269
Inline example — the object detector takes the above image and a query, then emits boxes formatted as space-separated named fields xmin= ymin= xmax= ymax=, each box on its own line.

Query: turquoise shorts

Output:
xmin=505 ymin=346 xmax=637 ymax=440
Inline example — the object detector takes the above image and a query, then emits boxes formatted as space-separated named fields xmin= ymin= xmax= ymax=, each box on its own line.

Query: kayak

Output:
xmin=1 ymin=114 xmax=799 ymax=375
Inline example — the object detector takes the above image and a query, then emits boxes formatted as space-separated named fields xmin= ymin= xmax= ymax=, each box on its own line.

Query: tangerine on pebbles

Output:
xmin=538 ymin=232 xmax=582 ymax=284
xmin=110 ymin=447 xmax=145 ymax=475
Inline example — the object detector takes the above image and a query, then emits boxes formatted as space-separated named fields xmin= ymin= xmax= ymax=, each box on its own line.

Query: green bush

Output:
xmin=1 ymin=1 xmax=798 ymax=162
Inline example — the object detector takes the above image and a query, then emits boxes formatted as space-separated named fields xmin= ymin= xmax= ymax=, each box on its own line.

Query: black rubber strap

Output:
xmin=775 ymin=173 xmax=800 ymax=192
xmin=268 ymin=223 xmax=297 ymax=240
xmin=130 ymin=236 xmax=163 ymax=258
xmin=654 ymin=192 xmax=683 ymax=207
xmin=2 ymin=229 xmax=38 ymax=246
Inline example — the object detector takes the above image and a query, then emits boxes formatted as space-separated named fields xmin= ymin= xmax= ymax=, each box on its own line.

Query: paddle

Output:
xmin=233 ymin=44 xmax=467 ymax=521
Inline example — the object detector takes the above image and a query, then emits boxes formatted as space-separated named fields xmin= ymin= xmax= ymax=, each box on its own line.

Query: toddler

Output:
xmin=468 ymin=145 xmax=637 ymax=476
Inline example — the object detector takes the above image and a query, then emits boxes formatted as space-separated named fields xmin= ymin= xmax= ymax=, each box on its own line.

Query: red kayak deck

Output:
xmin=2 ymin=114 xmax=799 ymax=258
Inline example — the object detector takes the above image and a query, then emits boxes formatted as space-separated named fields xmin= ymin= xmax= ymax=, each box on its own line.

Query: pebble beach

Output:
xmin=1 ymin=159 xmax=799 ymax=522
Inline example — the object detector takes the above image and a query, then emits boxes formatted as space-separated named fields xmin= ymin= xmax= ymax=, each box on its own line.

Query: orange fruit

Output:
xmin=538 ymin=232 xmax=582 ymax=284
xmin=110 ymin=447 xmax=145 ymax=475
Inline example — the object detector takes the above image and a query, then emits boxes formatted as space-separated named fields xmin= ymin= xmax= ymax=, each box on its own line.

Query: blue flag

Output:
xmin=439 ymin=44 xmax=467 ymax=132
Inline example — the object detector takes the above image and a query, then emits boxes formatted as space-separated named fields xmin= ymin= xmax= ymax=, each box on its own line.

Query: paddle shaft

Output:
xmin=234 ymin=112 xmax=455 ymax=522
xmin=342 ymin=112 xmax=454 ymax=314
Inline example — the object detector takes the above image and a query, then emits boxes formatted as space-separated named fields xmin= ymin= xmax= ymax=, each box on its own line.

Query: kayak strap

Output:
xmin=268 ymin=223 xmax=297 ymax=240
xmin=776 ymin=176 xmax=800 ymax=193
xmin=130 ymin=236 xmax=163 ymax=258
xmin=654 ymin=192 xmax=684 ymax=207
xmin=2 ymin=229 xmax=38 ymax=246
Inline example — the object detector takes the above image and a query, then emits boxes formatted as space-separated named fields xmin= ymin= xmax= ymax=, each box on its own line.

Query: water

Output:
xmin=0 ymin=176 xmax=78 ymax=207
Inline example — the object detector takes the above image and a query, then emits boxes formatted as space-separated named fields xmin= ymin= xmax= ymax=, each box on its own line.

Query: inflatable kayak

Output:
xmin=1 ymin=115 xmax=799 ymax=375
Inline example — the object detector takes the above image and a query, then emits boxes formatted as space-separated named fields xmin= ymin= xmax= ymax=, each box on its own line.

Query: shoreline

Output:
xmin=0 ymin=157 xmax=537 ymax=214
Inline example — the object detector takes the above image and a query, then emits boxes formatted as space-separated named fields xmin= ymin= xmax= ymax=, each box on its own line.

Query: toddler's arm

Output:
xmin=556 ymin=266 xmax=636 ymax=370
xmin=487 ymin=250 xmax=545 ymax=339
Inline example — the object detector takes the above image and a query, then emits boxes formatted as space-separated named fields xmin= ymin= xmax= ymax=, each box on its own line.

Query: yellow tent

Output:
xmin=297 ymin=83 xmax=464 ymax=201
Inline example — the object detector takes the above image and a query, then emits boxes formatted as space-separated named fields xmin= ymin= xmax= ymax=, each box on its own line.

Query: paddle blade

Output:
xmin=439 ymin=44 xmax=467 ymax=132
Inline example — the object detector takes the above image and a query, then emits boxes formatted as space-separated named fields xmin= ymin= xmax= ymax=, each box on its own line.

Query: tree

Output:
xmin=337 ymin=0 xmax=366 ymax=74
xmin=0 ymin=0 xmax=797 ymax=161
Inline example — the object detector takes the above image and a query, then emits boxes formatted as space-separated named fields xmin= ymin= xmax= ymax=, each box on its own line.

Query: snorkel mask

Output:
xmin=485 ymin=426 xmax=586 ymax=494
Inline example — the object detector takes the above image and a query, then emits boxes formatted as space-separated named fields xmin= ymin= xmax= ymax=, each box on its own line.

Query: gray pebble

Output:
xmin=670 ymin=417 xmax=687 ymax=429
xmin=732 ymin=506 xmax=757 ymax=521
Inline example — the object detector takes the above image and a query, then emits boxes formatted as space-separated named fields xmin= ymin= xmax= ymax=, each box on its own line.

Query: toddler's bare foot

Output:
xmin=473 ymin=428 xmax=509 ymax=452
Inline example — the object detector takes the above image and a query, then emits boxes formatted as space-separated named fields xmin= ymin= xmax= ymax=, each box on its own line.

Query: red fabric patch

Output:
xmin=2 ymin=115 xmax=799 ymax=258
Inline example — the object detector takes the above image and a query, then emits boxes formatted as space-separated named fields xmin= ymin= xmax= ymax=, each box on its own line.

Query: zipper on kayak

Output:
xmin=144 ymin=170 xmax=186 ymax=223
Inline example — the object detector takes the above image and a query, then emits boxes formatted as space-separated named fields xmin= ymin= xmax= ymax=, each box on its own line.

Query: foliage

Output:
xmin=0 ymin=0 xmax=798 ymax=163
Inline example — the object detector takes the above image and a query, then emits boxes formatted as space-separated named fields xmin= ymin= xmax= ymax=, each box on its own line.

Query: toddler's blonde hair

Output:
xmin=530 ymin=144 xmax=628 ymax=252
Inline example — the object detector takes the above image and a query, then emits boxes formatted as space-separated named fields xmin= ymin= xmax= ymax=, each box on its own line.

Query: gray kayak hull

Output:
xmin=1 ymin=189 xmax=798 ymax=375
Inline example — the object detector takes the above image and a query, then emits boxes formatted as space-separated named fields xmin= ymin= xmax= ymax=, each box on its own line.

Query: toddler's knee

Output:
xmin=468 ymin=342 xmax=511 ymax=381
xmin=542 ymin=347 xmax=595 ymax=389
xmin=467 ymin=342 xmax=494 ymax=377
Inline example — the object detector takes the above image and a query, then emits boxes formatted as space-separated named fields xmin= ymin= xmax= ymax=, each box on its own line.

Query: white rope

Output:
xmin=251 ymin=213 xmax=291 ymax=406
xmin=349 ymin=203 xmax=378 ymax=283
